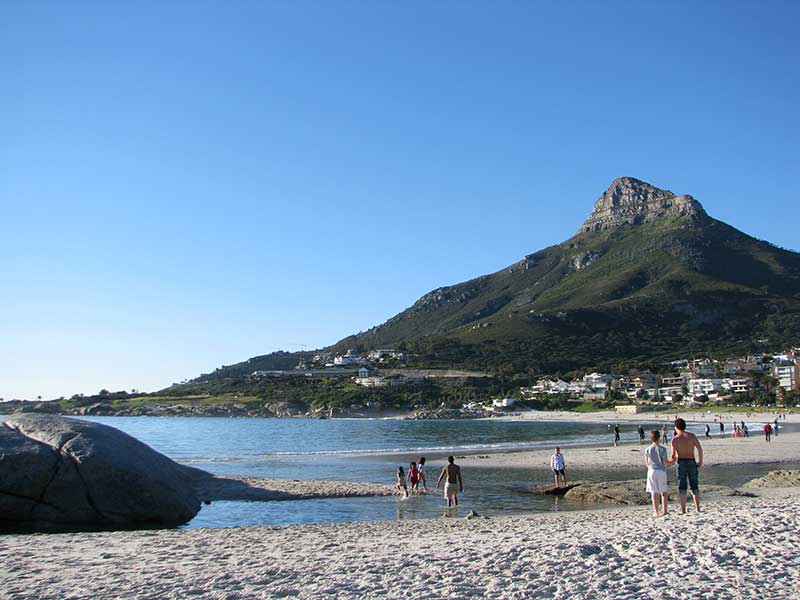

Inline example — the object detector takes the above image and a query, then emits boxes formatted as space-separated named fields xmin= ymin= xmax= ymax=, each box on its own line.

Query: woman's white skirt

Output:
xmin=646 ymin=468 xmax=668 ymax=494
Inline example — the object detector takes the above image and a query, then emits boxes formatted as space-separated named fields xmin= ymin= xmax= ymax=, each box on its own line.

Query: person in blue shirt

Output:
xmin=550 ymin=447 xmax=567 ymax=487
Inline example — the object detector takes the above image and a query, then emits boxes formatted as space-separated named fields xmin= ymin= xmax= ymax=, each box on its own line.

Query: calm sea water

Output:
xmin=63 ymin=415 xmax=754 ymax=528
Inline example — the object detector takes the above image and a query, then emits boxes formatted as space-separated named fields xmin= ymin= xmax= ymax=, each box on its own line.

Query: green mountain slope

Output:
xmin=330 ymin=177 xmax=800 ymax=372
xmin=198 ymin=177 xmax=800 ymax=381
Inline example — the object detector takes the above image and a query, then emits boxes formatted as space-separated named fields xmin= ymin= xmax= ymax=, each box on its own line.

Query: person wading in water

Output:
xmin=436 ymin=456 xmax=463 ymax=508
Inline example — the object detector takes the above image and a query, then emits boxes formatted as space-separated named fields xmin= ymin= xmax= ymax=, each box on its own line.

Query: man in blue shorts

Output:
xmin=669 ymin=418 xmax=703 ymax=514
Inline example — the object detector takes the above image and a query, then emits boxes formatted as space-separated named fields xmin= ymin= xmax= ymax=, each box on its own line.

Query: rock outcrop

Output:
xmin=531 ymin=479 xmax=735 ymax=505
xmin=0 ymin=414 xmax=200 ymax=531
xmin=744 ymin=470 xmax=800 ymax=488
xmin=579 ymin=176 xmax=706 ymax=233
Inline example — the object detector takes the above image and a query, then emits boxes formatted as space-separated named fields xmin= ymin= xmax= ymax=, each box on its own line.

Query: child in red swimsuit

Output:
xmin=408 ymin=461 xmax=420 ymax=495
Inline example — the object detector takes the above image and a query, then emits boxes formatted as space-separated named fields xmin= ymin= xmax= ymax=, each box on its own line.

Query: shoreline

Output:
xmin=5 ymin=405 xmax=796 ymax=421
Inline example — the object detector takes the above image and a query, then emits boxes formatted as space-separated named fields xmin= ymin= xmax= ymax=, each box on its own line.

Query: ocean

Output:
xmin=67 ymin=415 xmax=756 ymax=528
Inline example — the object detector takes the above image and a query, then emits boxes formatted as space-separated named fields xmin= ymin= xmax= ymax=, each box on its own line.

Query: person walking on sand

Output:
xmin=436 ymin=456 xmax=463 ymax=508
xmin=613 ymin=424 xmax=620 ymax=447
xmin=669 ymin=418 xmax=703 ymax=514
xmin=719 ymin=421 xmax=724 ymax=438
xmin=773 ymin=418 xmax=779 ymax=437
xmin=661 ymin=424 xmax=669 ymax=444
xmin=418 ymin=457 xmax=428 ymax=492
xmin=638 ymin=425 xmax=645 ymax=444
xmin=551 ymin=447 xmax=567 ymax=488
xmin=764 ymin=423 xmax=772 ymax=443
xmin=645 ymin=429 xmax=672 ymax=517
xmin=705 ymin=423 xmax=710 ymax=438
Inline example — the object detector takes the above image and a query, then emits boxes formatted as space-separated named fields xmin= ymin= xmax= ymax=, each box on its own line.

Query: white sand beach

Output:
xmin=195 ymin=474 xmax=394 ymax=502
xmin=2 ymin=488 xmax=798 ymax=599
xmin=2 ymin=411 xmax=798 ymax=599
xmin=460 ymin=428 xmax=800 ymax=471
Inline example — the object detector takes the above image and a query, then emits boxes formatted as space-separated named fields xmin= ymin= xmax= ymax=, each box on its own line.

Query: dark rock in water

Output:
xmin=0 ymin=414 xmax=201 ymax=531
xmin=529 ymin=483 xmax=582 ymax=496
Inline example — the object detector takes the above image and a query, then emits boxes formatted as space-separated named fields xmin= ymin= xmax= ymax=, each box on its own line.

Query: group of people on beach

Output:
xmin=558 ymin=418 xmax=705 ymax=517
xmin=396 ymin=413 xmax=783 ymax=514
xmin=396 ymin=456 xmax=463 ymax=507
xmin=716 ymin=417 xmax=781 ymax=442
xmin=643 ymin=418 xmax=703 ymax=516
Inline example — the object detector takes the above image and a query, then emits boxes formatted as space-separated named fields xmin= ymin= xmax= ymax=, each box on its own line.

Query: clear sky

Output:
xmin=1 ymin=1 xmax=798 ymax=400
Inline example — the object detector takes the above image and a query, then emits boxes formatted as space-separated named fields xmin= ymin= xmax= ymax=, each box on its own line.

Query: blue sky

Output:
xmin=1 ymin=1 xmax=798 ymax=400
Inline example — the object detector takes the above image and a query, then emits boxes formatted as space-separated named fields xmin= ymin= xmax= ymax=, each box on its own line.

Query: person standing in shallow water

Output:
xmin=418 ymin=457 xmax=428 ymax=492
xmin=550 ymin=447 xmax=567 ymax=487
xmin=396 ymin=466 xmax=408 ymax=498
xmin=638 ymin=425 xmax=645 ymax=444
xmin=408 ymin=461 xmax=420 ymax=495
xmin=613 ymin=424 xmax=621 ymax=447
xmin=669 ymin=418 xmax=703 ymax=514
xmin=436 ymin=456 xmax=463 ymax=508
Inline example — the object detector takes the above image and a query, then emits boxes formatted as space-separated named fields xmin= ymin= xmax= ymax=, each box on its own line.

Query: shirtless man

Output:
xmin=669 ymin=418 xmax=703 ymax=514
xmin=436 ymin=456 xmax=463 ymax=507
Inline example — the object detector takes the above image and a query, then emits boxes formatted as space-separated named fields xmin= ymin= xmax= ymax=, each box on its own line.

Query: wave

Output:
xmin=177 ymin=435 xmax=625 ymax=463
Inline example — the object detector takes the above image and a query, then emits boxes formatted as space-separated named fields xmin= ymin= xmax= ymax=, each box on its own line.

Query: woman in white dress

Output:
xmin=645 ymin=429 xmax=673 ymax=517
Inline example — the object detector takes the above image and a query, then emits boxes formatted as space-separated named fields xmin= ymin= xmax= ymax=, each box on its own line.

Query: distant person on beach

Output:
xmin=669 ymin=418 xmax=703 ymax=514
xmin=764 ymin=423 xmax=772 ymax=443
xmin=396 ymin=466 xmax=409 ymax=498
xmin=408 ymin=461 xmax=420 ymax=495
xmin=551 ymin=447 xmax=567 ymax=487
xmin=719 ymin=422 xmax=724 ymax=438
xmin=705 ymin=424 xmax=710 ymax=438
xmin=661 ymin=424 xmax=669 ymax=444
xmin=638 ymin=425 xmax=645 ymax=444
xmin=645 ymin=429 xmax=671 ymax=517
xmin=418 ymin=457 xmax=428 ymax=492
xmin=773 ymin=418 xmax=779 ymax=437
xmin=436 ymin=456 xmax=463 ymax=507
xmin=614 ymin=424 xmax=620 ymax=447
xmin=743 ymin=424 xmax=749 ymax=438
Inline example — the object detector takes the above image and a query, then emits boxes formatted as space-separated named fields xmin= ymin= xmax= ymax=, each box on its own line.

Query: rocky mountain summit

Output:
xmin=579 ymin=176 xmax=706 ymax=233
xmin=193 ymin=176 xmax=800 ymax=379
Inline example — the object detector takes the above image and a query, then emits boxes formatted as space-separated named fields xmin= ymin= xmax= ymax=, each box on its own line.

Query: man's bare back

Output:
xmin=436 ymin=456 xmax=463 ymax=507
xmin=443 ymin=463 xmax=461 ymax=483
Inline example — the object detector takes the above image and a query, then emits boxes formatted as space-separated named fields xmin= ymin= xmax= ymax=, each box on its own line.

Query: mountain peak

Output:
xmin=579 ymin=177 xmax=706 ymax=234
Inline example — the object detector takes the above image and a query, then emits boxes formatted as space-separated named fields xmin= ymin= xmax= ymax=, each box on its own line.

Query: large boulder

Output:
xmin=0 ymin=414 xmax=200 ymax=531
